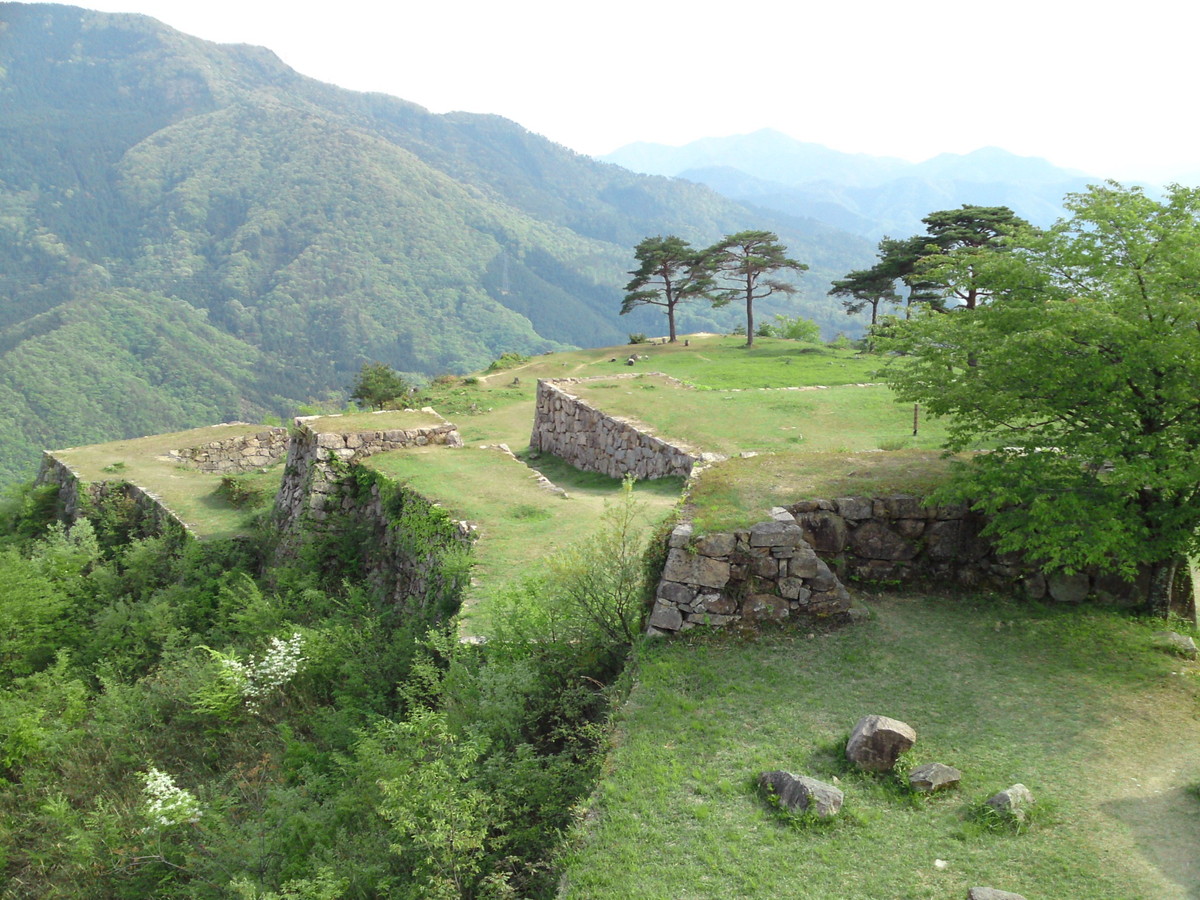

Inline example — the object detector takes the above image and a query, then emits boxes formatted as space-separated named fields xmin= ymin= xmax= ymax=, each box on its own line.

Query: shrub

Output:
xmin=627 ymin=333 xmax=648 ymax=345
xmin=215 ymin=476 xmax=266 ymax=510
xmin=486 ymin=352 xmax=530 ymax=372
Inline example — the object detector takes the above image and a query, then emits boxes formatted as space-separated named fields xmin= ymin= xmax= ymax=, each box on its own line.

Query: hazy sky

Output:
xmin=56 ymin=0 xmax=1200 ymax=184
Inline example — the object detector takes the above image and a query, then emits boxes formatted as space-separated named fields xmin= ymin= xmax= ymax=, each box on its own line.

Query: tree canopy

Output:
xmin=351 ymin=362 xmax=413 ymax=410
xmin=621 ymin=236 xmax=714 ymax=343
xmin=706 ymin=231 xmax=807 ymax=347
xmin=880 ymin=183 xmax=1200 ymax=615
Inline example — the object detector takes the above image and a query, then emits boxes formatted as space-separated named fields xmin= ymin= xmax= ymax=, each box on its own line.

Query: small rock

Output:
xmin=909 ymin=763 xmax=962 ymax=793
xmin=758 ymin=771 xmax=843 ymax=819
xmin=1152 ymin=630 xmax=1199 ymax=659
xmin=968 ymin=888 xmax=1028 ymax=900
xmin=986 ymin=783 xmax=1035 ymax=821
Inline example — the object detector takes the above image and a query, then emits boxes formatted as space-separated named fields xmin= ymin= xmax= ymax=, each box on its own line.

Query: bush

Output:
xmin=627 ymin=333 xmax=648 ymax=345
xmin=486 ymin=352 xmax=530 ymax=372
xmin=215 ymin=476 xmax=266 ymax=510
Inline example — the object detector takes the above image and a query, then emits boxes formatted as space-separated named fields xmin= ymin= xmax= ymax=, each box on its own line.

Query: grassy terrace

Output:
xmin=298 ymin=408 xmax=448 ymax=432
xmin=50 ymin=423 xmax=284 ymax=540
xmin=561 ymin=595 xmax=1200 ymax=899
xmin=363 ymin=446 xmax=682 ymax=633
xmin=565 ymin=374 xmax=950 ymax=458
xmin=686 ymin=450 xmax=962 ymax=534
xmin=419 ymin=335 xmax=884 ymax=449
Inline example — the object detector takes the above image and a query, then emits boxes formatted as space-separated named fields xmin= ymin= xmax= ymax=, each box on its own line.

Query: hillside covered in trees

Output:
xmin=0 ymin=2 xmax=872 ymax=484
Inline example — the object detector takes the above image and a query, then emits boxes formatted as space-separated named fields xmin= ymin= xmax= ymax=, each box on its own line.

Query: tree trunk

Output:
xmin=1145 ymin=555 xmax=1197 ymax=623
xmin=667 ymin=303 xmax=677 ymax=343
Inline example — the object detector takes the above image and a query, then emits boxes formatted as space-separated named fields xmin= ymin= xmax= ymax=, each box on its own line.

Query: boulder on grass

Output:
xmin=909 ymin=762 xmax=962 ymax=793
xmin=1152 ymin=630 xmax=1199 ymax=659
xmin=758 ymin=771 xmax=843 ymax=819
xmin=846 ymin=715 xmax=916 ymax=772
xmin=986 ymin=783 xmax=1035 ymax=822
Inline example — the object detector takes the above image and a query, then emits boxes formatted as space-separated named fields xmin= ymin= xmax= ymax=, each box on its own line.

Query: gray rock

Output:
xmin=662 ymin=549 xmax=731 ymax=589
xmin=909 ymin=763 xmax=962 ymax=793
xmin=646 ymin=604 xmax=683 ymax=631
xmin=758 ymin=771 xmax=843 ymax=818
xmin=809 ymin=558 xmax=840 ymax=592
xmin=834 ymin=497 xmax=873 ymax=520
xmin=657 ymin=581 xmax=696 ymax=606
xmin=796 ymin=511 xmax=849 ymax=553
xmin=846 ymin=715 xmax=917 ymax=772
xmin=849 ymin=521 xmax=919 ymax=561
xmin=1152 ymin=630 xmax=1199 ymax=659
xmin=742 ymin=594 xmax=790 ymax=622
xmin=694 ymin=532 xmax=737 ymax=557
xmin=1048 ymin=571 xmax=1090 ymax=603
xmin=769 ymin=506 xmax=797 ymax=523
xmin=986 ymin=783 xmax=1034 ymax=821
xmin=749 ymin=520 xmax=804 ymax=548
xmin=668 ymin=522 xmax=694 ymax=548
xmin=968 ymin=889 xmax=1028 ymax=900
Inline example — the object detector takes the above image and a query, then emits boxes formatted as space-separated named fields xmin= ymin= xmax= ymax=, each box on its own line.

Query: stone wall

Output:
xmin=36 ymin=453 xmax=194 ymax=538
xmin=167 ymin=426 xmax=289 ymax=474
xmin=316 ymin=468 xmax=475 ymax=622
xmin=529 ymin=376 xmax=710 ymax=480
xmin=273 ymin=410 xmax=463 ymax=537
xmin=649 ymin=494 xmax=1150 ymax=634
xmin=648 ymin=513 xmax=854 ymax=633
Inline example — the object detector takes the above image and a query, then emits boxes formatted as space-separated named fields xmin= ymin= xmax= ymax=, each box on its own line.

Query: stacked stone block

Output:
xmin=168 ymin=426 xmax=289 ymax=473
xmin=529 ymin=377 xmax=708 ymax=480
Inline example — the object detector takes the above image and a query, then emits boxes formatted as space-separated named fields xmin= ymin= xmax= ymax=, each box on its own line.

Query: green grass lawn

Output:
xmin=50 ymin=424 xmax=284 ymax=540
xmin=363 ymin=446 xmax=682 ymax=633
xmin=419 ymin=336 xmax=885 ymax=450
xmin=565 ymin=374 xmax=946 ymax=458
xmin=299 ymin=407 xmax=448 ymax=432
xmin=686 ymin=450 xmax=963 ymax=533
xmin=561 ymin=594 xmax=1200 ymax=899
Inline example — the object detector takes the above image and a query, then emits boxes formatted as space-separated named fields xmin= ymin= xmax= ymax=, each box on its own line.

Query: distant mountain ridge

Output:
xmin=602 ymin=129 xmax=1096 ymax=239
xmin=0 ymin=4 xmax=873 ymax=484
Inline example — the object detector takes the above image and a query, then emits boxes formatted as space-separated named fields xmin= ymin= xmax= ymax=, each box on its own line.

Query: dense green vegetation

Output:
xmin=0 ymin=474 xmax=648 ymax=898
xmin=0 ymin=3 xmax=874 ymax=485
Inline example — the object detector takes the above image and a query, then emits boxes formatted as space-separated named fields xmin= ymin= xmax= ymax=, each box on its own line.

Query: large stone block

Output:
xmin=758 ymin=771 xmax=843 ymax=818
xmin=846 ymin=715 xmax=916 ymax=772
xmin=849 ymin=521 xmax=919 ymax=561
xmin=797 ymin=511 xmax=848 ymax=554
xmin=662 ymin=549 xmax=731 ymax=589
xmin=694 ymin=532 xmax=737 ymax=557
xmin=749 ymin=520 xmax=804 ymax=547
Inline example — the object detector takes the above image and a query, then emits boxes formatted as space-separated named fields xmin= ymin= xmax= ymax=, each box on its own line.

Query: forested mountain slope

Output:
xmin=0 ymin=3 xmax=872 ymax=484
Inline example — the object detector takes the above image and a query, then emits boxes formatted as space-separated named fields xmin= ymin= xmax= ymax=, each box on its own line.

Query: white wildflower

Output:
xmin=141 ymin=767 xmax=202 ymax=826
xmin=240 ymin=633 xmax=307 ymax=711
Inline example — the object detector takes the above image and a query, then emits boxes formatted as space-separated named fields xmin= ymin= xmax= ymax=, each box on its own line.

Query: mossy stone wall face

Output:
xmin=168 ymin=427 xmax=290 ymax=474
xmin=650 ymin=495 xmax=1154 ymax=635
xmin=529 ymin=377 xmax=704 ymax=480
xmin=36 ymin=453 xmax=194 ymax=537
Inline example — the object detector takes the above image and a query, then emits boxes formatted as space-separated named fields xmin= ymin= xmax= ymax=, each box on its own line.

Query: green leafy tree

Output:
xmin=621 ymin=235 xmax=714 ymax=343
xmin=880 ymin=182 xmax=1200 ymax=617
xmin=913 ymin=205 xmax=1031 ymax=311
xmin=706 ymin=231 xmax=807 ymax=347
xmin=829 ymin=267 xmax=901 ymax=327
xmin=350 ymin=362 xmax=412 ymax=411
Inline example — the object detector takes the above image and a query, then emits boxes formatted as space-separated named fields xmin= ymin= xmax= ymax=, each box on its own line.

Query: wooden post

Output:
xmin=913 ymin=403 xmax=920 ymax=436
